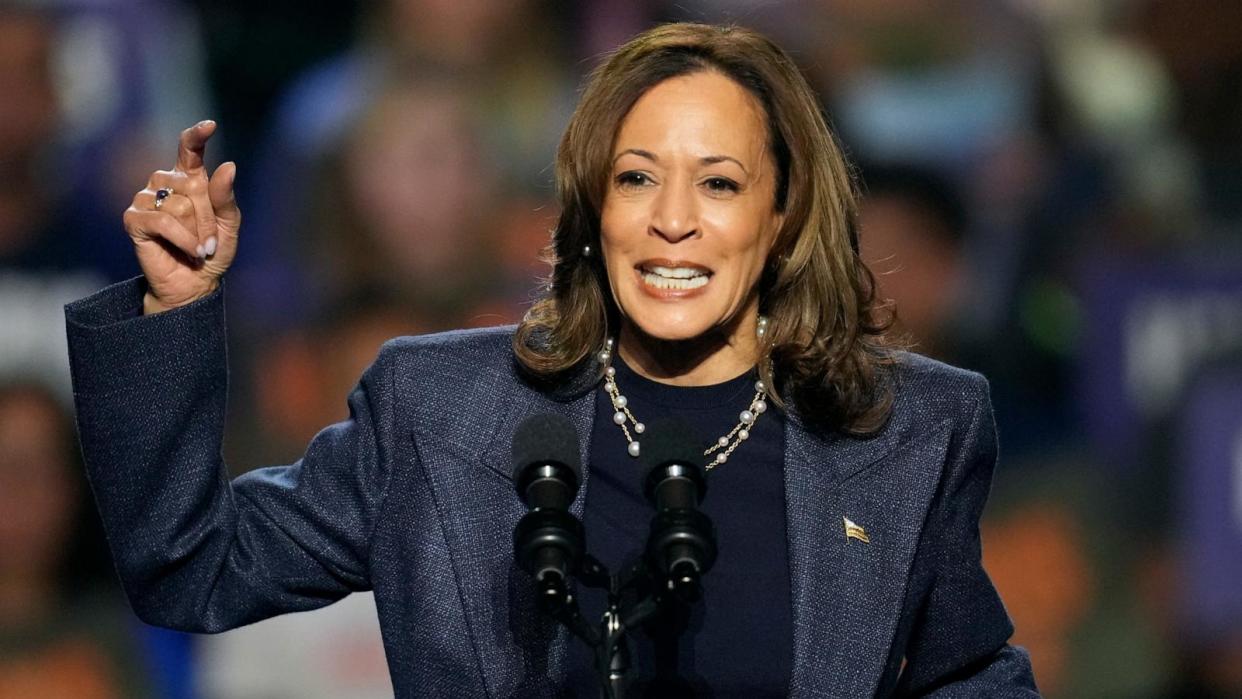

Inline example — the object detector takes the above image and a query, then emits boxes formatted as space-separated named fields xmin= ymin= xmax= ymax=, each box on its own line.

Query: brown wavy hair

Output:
xmin=513 ymin=22 xmax=895 ymax=434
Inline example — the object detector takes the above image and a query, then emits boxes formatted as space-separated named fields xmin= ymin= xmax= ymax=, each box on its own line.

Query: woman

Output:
xmin=66 ymin=23 xmax=1038 ymax=697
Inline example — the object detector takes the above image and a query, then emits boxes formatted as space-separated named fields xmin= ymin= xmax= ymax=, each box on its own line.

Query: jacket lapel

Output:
xmin=784 ymin=413 xmax=951 ymax=698
xmin=415 ymin=377 xmax=596 ymax=698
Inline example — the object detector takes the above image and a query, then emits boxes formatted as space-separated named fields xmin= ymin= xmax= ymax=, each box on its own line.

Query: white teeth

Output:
xmin=642 ymin=272 xmax=709 ymax=290
xmin=646 ymin=265 xmax=707 ymax=279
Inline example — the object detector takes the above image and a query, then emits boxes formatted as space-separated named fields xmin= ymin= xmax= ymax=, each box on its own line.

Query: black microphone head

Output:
xmin=639 ymin=419 xmax=706 ymax=501
xmin=511 ymin=413 xmax=582 ymax=483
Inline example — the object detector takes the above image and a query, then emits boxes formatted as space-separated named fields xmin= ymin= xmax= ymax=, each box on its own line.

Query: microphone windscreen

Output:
xmin=511 ymin=413 xmax=582 ymax=482
xmin=639 ymin=419 xmax=703 ymax=481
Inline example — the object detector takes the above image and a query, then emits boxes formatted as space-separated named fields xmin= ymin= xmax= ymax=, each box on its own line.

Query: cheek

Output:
xmin=596 ymin=222 xmax=624 ymax=301
xmin=598 ymin=205 xmax=642 ymax=269
xmin=709 ymin=213 xmax=777 ymax=278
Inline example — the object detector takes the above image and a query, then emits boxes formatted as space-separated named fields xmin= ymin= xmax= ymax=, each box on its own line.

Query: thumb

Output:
xmin=208 ymin=161 xmax=240 ymax=227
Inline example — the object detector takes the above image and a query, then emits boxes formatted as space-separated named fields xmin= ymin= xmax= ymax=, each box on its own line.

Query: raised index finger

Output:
xmin=176 ymin=120 xmax=217 ymax=173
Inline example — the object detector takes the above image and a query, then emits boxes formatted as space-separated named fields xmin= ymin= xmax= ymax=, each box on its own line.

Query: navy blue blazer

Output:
xmin=65 ymin=278 xmax=1039 ymax=697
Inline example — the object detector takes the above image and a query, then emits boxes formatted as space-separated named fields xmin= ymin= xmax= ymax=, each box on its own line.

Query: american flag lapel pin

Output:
xmin=843 ymin=516 xmax=870 ymax=544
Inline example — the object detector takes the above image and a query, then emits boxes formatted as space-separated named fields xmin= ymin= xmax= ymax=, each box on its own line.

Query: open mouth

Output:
xmin=638 ymin=263 xmax=712 ymax=290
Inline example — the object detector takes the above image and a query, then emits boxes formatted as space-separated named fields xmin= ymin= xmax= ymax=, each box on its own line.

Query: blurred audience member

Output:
xmin=356 ymin=0 xmax=573 ymax=185
xmin=984 ymin=499 xmax=1093 ymax=696
xmin=297 ymin=77 xmax=503 ymax=323
xmin=1134 ymin=0 xmax=1242 ymax=226
xmin=790 ymin=1 xmax=1039 ymax=169
xmin=0 ymin=383 xmax=152 ymax=698
xmin=1 ymin=3 xmax=211 ymax=401
xmin=1143 ymin=366 xmax=1242 ymax=699
xmin=3 ymin=1 xmax=214 ymax=276
xmin=244 ymin=290 xmax=425 ymax=465
xmin=983 ymin=459 xmax=1167 ymax=698
xmin=1134 ymin=540 xmax=1242 ymax=699
xmin=235 ymin=0 xmax=572 ymax=328
xmin=187 ymin=0 xmax=362 ymax=158
xmin=0 ymin=7 xmax=57 ymax=265
xmin=0 ymin=7 xmax=105 ymax=401
xmin=858 ymin=163 xmax=967 ymax=362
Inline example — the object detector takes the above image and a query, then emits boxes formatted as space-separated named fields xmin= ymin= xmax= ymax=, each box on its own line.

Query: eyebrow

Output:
xmin=701 ymin=154 xmax=749 ymax=174
xmin=613 ymin=149 xmax=750 ymax=174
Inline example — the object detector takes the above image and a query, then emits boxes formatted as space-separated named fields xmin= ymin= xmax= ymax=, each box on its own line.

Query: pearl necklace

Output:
xmin=597 ymin=337 xmax=770 ymax=471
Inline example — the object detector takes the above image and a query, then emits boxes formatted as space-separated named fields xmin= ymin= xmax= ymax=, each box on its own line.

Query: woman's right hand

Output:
xmin=123 ymin=120 xmax=241 ymax=315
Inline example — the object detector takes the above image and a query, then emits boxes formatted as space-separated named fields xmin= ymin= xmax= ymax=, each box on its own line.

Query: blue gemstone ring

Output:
xmin=154 ymin=187 xmax=173 ymax=209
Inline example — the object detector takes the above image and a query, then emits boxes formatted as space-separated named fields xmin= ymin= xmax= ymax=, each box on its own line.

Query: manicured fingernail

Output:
xmin=204 ymin=236 xmax=217 ymax=256
xmin=196 ymin=244 xmax=205 ymax=259
xmin=197 ymin=119 xmax=215 ymax=128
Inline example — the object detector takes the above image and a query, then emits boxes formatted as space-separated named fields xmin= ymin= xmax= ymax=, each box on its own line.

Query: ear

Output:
xmin=758 ymin=218 xmax=788 ymax=300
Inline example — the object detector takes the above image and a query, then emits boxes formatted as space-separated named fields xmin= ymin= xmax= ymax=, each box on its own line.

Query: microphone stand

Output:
xmin=521 ymin=526 xmax=712 ymax=699
xmin=510 ymin=415 xmax=713 ymax=696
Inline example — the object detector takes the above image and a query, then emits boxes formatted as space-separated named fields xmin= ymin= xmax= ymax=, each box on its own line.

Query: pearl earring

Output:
xmin=757 ymin=315 xmax=769 ymax=339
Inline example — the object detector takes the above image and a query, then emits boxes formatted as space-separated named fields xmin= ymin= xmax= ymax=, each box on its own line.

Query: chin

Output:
xmin=631 ymin=318 xmax=712 ymax=342
xmin=622 ymin=299 xmax=726 ymax=343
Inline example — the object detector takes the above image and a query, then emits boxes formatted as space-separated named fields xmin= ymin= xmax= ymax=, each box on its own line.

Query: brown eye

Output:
xmin=616 ymin=171 xmax=652 ymax=189
xmin=703 ymin=177 xmax=739 ymax=193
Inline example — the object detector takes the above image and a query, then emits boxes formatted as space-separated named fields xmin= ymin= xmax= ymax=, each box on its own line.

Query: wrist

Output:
xmin=143 ymin=280 xmax=219 ymax=315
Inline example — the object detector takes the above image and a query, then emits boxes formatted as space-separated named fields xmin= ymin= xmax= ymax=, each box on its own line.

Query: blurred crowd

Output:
xmin=1 ymin=0 xmax=1240 ymax=697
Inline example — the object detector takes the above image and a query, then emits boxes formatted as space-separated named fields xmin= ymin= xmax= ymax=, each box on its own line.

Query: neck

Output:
xmin=617 ymin=314 xmax=759 ymax=387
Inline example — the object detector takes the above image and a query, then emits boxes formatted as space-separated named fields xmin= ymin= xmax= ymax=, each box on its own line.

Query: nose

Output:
xmin=649 ymin=179 xmax=699 ymax=243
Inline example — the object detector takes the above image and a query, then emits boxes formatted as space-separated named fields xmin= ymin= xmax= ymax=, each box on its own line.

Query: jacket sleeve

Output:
xmin=894 ymin=375 xmax=1041 ymax=697
xmin=65 ymin=277 xmax=398 ymax=633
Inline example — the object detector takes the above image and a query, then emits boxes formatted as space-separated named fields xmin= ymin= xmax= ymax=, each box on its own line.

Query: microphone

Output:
xmin=639 ymin=421 xmax=717 ymax=601
xmin=641 ymin=420 xmax=708 ymax=511
xmin=511 ymin=413 xmax=585 ymax=592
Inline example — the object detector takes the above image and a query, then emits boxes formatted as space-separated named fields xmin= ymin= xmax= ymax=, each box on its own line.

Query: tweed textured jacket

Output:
xmin=65 ymin=278 xmax=1039 ymax=698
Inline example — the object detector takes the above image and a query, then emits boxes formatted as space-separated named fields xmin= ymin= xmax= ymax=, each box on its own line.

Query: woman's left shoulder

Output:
xmin=880 ymin=350 xmax=992 ymax=431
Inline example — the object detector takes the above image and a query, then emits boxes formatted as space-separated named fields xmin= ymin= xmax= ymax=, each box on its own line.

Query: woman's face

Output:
xmin=600 ymin=71 xmax=783 ymax=345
